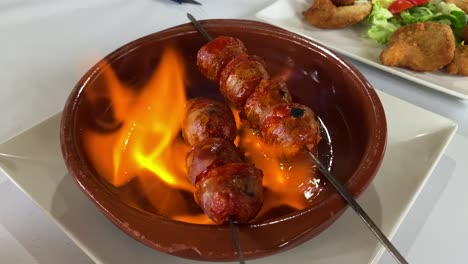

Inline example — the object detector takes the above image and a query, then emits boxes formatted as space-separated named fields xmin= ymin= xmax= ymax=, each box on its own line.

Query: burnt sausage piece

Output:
xmin=219 ymin=54 xmax=269 ymax=108
xmin=197 ymin=36 xmax=248 ymax=81
xmin=182 ymin=97 xmax=264 ymax=224
xmin=195 ymin=163 xmax=263 ymax=224
xmin=240 ymin=78 xmax=292 ymax=129
xmin=260 ymin=103 xmax=321 ymax=157
xmin=182 ymin=98 xmax=237 ymax=147
xmin=196 ymin=37 xmax=322 ymax=157
xmin=186 ymin=138 xmax=244 ymax=185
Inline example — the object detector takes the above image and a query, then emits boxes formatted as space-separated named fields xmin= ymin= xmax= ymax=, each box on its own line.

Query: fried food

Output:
xmin=332 ymin=0 xmax=355 ymax=6
xmin=445 ymin=0 xmax=468 ymax=14
xmin=303 ymin=0 xmax=372 ymax=29
xmin=446 ymin=45 xmax=468 ymax=76
xmin=380 ymin=22 xmax=455 ymax=72
xmin=462 ymin=26 xmax=468 ymax=43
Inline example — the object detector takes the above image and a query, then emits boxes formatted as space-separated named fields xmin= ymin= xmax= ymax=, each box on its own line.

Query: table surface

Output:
xmin=0 ymin=0 xmax=467 ymax=263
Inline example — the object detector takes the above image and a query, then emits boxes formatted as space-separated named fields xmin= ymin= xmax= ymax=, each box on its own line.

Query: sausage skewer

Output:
xmin=181 ymin=98 xmax=261 ymax=264
xmin=182 ymin=98 xmax=263 ymax=225
xmin=187 ymin=13 xmax=408 ymax=264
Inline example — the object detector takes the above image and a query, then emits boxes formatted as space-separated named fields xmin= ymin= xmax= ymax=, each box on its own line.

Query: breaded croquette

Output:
xmin=380 ymin=22 xmax=455 ymax=72
xmin=446 ymin=46 xmax=468 ymax=76
xmin=303 ymin=0 xmax=372 ymax=29
xmin=332 ymin=0 xmax=356 ymax=6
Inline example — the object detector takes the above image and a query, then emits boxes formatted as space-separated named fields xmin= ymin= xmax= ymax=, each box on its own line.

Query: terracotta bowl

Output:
xmin=60 ymin=19 xmax=387 ymax=261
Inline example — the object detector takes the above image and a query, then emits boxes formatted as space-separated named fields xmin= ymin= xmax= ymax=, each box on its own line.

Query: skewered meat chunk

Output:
xmin=197 ymin=36 xmax=248 ymax=80
xmin=219 ymin=54 xmax=269 ymax=108
xmin=182 ymin=97 xmax=264 ymax=224
xmin=260 ymin=103 xmax=321 ymax=157
xmin=195 ymin=163 xmax=263 ymax=224
xmin=186 ymin=138 xmax=244 ymax=184
xmin=196 ymin=36 xmax=322 ymax=156
xmin=240 ymin=79 xmax=292 ymax=129
xmin=182 ymin=98 xmax=237 ymax=147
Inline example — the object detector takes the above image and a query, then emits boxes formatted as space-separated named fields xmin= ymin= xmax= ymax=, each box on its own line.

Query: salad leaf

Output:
xmin=368 ymin=0 xmax=399 ymax=43
xmin=376 ymin=0 xmax=394 ymax=8
xmin=429 ymin=0 xmax=463 ymax=14
xmin=447 ymin=10 xmax=467 ymax=29
xmin=432 ymin=10 xmax=468 ymax=42
xmin=367 ymin=0 xmax=468 ymax=44
xmin=400 ymin=6 xmax=434 ymax=24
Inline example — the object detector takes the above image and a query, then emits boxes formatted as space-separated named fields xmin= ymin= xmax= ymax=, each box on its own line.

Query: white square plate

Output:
xmin=255 ymin=0 xmax=468 ymax=99
xmin=0 ymin=91 xmax=456 ymax=264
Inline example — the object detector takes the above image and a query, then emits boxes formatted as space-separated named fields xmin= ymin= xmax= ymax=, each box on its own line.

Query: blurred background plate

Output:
xmin=256 ymin=0 xmax=468 ymax=100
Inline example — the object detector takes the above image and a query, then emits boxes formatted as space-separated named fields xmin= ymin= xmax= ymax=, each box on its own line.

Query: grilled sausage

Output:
xmin=182 ymin=98 xmax=237 ymax=147
xmin=186 ymin=137 xmax=244 ymax=184
xmin=195 ymin=163 xmax=263 ymax=224
xmin=260 ymin=103 xmax=321 ymax=157
xmin=182 ymin=97 xmax=263 ymax=224
xmin=197 ymin=36 xmax=321 ymax=157
xmin=197 ymin=36 xmax=248 ymax=80
xmin=219 ymin=54 xmax=269 ymax=108
xmin=240 ymin=78 xmax=292 ymax=129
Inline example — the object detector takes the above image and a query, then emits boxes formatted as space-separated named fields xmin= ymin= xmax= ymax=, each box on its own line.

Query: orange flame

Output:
xmin=82 ymin=47 xmax=323 ymax=225
xmin=83 ymin=47 xmax=193 ymax=192
xmin=236 ymin=124 xmax=323 ymax=220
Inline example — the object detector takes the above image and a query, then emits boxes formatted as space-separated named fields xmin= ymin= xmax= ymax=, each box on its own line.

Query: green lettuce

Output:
xmin=367 ymin=0 xmax=399 ymax=44
xmin=367 ymin=0 xmax=468 ymax=44
xmin=399 ymin=6 xmax=435 ymax=24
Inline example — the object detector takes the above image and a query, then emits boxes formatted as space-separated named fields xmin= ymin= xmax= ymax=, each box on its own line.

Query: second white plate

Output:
xmin=0 ymin=91 xmax=457 ymax=264
xmin=255 ymin=0 xmax=468 ymax=99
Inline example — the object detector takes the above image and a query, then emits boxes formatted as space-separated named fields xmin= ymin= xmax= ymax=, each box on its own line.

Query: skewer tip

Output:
xmin=228 ymin=217 xmax=245 ymax=264
xmin=186 ymin=13 xmax=213 ymax=41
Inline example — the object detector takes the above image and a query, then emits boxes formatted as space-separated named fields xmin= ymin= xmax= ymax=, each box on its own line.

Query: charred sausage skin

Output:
xmin=260 ymin=103 xmax=321 ymax=157
xmin=197 ymin=36 xmax=321 ymax=157
xmin=197 ymin=36 xmax=248 ymax=80
xmin=186 ymin=137 xmax=243 ymax=184
xmin=219 ymin=54 xmax=269 ymax=108
xmin=182 ymin=98 xmax=263 ymax=224
xmin=182 ymin=98 xmax=237 ymax=147
xmin=240 ymin=78 xmax=292 ymax=129
xmin=195 ymin=163 xmax=263 ymax=224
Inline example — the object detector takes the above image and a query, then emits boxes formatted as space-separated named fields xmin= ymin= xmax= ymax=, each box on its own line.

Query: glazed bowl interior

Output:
xmin=60 ymin=19 xmax=386 ymax=261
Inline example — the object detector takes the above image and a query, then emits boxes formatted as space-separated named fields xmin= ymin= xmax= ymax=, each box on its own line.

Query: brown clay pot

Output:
xmin=60 ymin=19 xmax=387 ymax=261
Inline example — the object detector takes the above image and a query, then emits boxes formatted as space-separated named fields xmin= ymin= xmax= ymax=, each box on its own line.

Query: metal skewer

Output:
xmin=307 ymin=152 xmax=408 ymax=264
xmin=188 ymin=13 xmax=244 ymax=264
xmin=187 ymin=13 xmax=213 ymax=41
xmin=186 ymin=13 xmax=408 ymax=264
xmin=228 ymin=217 xmax=245 ymax=264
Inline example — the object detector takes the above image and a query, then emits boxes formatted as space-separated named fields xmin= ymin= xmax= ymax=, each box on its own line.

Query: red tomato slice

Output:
xmin=408 ymin=0 xmax=429 ymax=5
xmin=388 ymin=0 xmax=415 ymax=15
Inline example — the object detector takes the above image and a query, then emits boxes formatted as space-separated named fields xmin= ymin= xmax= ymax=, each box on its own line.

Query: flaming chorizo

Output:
xmin=219 ymin=54 xmax=269 ymax=108
xmin=196 ymin=37 xmax=322 ymax=157
xmin=182 ymin=98 xmax=237 ymax=147
xmin=182 ymin=97 xmax=264 ymax=224
xmin=240 ymin=78 xmax=292 ymax=129
xmin=260 ymin=103 xmax=321 ymax=157
xmin=197 ymin=36 xmax=248 ymax=80
xmin=186 ymin=138 xmax=244 ymax=184
xmin=195 ymin=163 xmax=263 ymax=224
